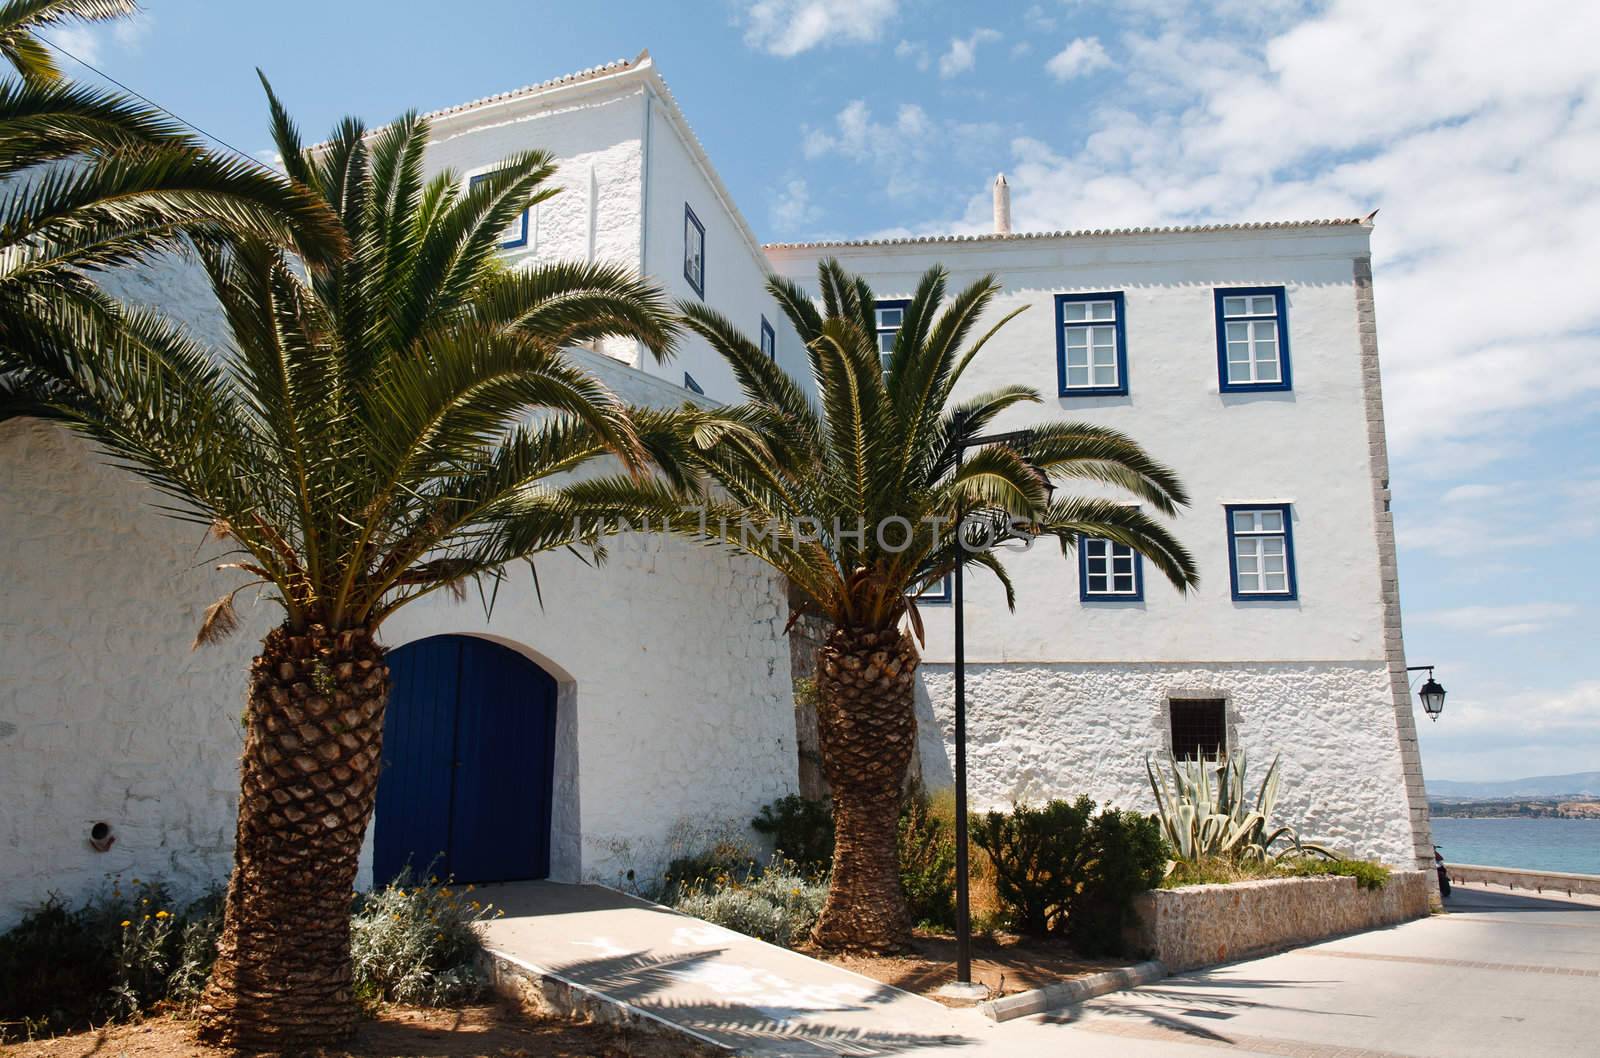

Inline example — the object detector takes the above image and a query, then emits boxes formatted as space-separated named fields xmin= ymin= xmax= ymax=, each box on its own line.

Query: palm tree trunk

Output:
xmin=197 ymin=623 xmax=388 ymax=1049
xmin=811 ymin=624 xmax=918 ymax=951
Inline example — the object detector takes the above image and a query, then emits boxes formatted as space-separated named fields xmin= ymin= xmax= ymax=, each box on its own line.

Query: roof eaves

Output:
xmin=762 ymin=217 xmax=1370 ymax=251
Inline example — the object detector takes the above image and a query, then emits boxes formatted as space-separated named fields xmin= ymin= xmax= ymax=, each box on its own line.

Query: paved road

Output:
xmin=1064 ymin=882 xmax=1600 ymax=1057
xmin=479 ymin=881 xmax=1600 ymax=1057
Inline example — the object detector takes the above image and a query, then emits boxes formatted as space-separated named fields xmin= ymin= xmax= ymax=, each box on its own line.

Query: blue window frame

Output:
xmin=1215 ymin=286 xmax=1291 ymax=391
xmin=1225 ymin=503 xmax=1297 ymax=599
xmin=468 ymin=171 xmax=529 ymax=249
xmin=683 ymin=204 xmax=705 ymax=297
xmin=1079 ymin=535 xmax=1143 ymax=600
xmin=909 ymin=572 xmax=951 ymax=604
xmin=760 ymin=316 xmax=777 ymax=360
xmin=874 ymin=299 xmax=910 ymax=373
xmin=1056 ymin=292 xmax=1127 ymax=396
xmin=683 ymin=371 xmax=704 ymax=396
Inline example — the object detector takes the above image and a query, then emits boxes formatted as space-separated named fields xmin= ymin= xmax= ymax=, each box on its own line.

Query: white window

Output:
xmin=467 ymin=171 xmax=529 ymax=249
xmin=760 ymin=317 xmax=776 ymax=360
xmin=1229 ymin=506 xmax=1296 ymax=597
xmin=874 ymin=301 xmax=908 ymax=373
xmin=1058 ymin=294 xmax=1125 ymax=394
xmin=1218 ymin=289 xmax=1289 ymax=388
xmin=1081 ymin=536 xmax=1141 ymax=599
xmin=683 ymin=205 xmax=705 ymax=297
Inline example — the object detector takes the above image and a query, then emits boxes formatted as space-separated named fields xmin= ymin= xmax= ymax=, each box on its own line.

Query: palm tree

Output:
xmin=1 ymin=81 xmax=679 ymax=1048
xmin=545 ymin=260 xmax=1199 ymax=951
xmin=0 ymin=4 xmax=345 ymax=416
xmin=1 ymin=1 xmax=139 ymax=85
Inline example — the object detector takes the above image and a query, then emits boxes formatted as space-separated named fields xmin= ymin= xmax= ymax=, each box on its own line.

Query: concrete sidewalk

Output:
xmin=477 ymin=881 xmax=1192 ymax=1056
xmin=478 ymin=881 xmax=1600 ymax=1057
xmin=1066 ymin=882 xmax=1600 ymax=1057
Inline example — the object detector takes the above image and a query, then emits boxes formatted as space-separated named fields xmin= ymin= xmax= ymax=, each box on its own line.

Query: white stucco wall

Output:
xmin=914 ymin=661 xmax=1417 ymax=866
xmin=416 ymin=56 xmax=803 ymax=404
xmin=639 ymin=86 xmax=800 ymax=404
xmin=0 ymin=352 xmax=798 ymax=928
xmin=768 ymin=226 xmax=1427 ymax=868
xmin=765 ymin=227 xmax=1389 ymax=665
xmin=422 ymin=81 xmax=647 ymax=369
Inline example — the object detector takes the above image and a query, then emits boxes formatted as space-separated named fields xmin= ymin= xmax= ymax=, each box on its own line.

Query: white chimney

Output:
xmin=992 ymin=173 xmax=1012 ymax=234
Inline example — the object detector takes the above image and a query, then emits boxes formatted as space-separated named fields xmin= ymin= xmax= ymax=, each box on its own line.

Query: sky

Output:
xmin=43 ymin=0 xmax=1600 ymax=783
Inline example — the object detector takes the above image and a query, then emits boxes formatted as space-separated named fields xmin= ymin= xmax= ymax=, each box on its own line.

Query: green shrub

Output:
xmin=972 ymin=798 xmax=1166 ymax=955
xmin=972 ymin=797 xmax=1095 ymax=938
xmin=0 ymin=879 xmax=223 ymax=1042
xmin=350 ymin=870 xmax=499 ymax=1008
xmin=752 ymin=795 xmax=835 ymax=872
xmin=661 ymin=840 xmax=762 ymax=903
xmin=1278 ymin=857 xmax=1391 ymax=890
xmin=672 ymin=856 xmax=827 ymax=948
xmin=1073 ymin=809 xmax=1167 ymax=955
xmin=898 ymin=789 xmax=959 ymax=929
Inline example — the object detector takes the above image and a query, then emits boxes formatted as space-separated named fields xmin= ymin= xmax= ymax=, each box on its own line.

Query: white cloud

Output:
xmin=1023 ymin=4 xmax=1058 ymax=33
xmin=945 ymin=0 xmax=1600 ymax=464
xmin=938 ymin=28 xmax=1002 ymax=78
xmin=1045 ymin=36 xmax=1112 ymax=80
xmin=1419 ymin=678 xmax=1600 ymax=780
xmin=770 ymin=178 xmax=822 ymax=233
xmin=1410 ymin=603 xmax=1580 ymax=637
xmin=894 ymin=39 xmax=930 ymax=72
xmin=1439 ymin=483 xmax=1504 ymax=505
xmin=740 ymin=0 xmax=899 ymax=57
xmin=1397 ymin=474 xmax=1599 ymax=558
xmin=800 ymin=100 xmax=1005 ymax=203
xmin=40 ymin=10 xmax=152 ymax=68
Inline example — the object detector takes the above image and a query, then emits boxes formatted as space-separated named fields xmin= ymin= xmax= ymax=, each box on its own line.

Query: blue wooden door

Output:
xmin=373 ymin=636 xmax=557 ymax=885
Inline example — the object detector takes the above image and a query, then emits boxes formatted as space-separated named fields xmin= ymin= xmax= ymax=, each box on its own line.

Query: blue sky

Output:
xmin=47 ymin=1 xmax=1599 ymax=782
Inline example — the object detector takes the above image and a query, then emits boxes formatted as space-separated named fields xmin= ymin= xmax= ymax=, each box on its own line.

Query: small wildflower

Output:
xmin=155 ymin=910 xmax=170 ymax=919
xmin=120 ymin=920 xmax=131 ymax=928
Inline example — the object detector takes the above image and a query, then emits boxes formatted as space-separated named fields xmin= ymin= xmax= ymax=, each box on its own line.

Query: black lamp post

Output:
xmin=1407 ymin=665 xmax=1447 ymax=721
xmin=948 ymin=419 xmax=1047 ymax=990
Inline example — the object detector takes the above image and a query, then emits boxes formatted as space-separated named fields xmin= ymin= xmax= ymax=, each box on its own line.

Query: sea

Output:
xmin=1428 ymin=816 xmax=1600 ymax=876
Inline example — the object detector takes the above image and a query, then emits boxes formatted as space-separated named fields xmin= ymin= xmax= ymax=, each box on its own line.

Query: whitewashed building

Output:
xmin=0 ymin=52 xmax=1432 ymax=924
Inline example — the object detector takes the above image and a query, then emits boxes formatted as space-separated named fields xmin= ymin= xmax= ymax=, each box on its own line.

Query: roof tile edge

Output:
xmin=763 ymin=217 xmax=1370 ymax=251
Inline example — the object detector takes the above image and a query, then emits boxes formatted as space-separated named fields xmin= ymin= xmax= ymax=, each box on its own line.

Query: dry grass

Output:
xmin=812 ymin=930 xmax=1131 ymax=1007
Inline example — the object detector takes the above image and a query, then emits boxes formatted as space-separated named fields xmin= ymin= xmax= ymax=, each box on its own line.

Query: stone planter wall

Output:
xmin=1128 ymin=869 xmax=1429 ymax=972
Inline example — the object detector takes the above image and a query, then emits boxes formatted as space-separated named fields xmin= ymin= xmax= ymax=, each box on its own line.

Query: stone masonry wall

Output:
xmin=1129 ymin=870 xmax=1430 ymax=972
xmin=916 ymin=660 xmax=1418 ymax=866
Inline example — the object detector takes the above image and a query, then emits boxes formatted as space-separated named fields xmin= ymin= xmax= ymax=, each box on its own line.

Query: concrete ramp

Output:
xmin=473 ymin=882 xmax=1165 ymax=1057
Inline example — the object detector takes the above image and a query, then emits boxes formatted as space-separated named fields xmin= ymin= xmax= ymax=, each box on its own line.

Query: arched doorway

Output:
xmin=373 ymin=635 xmax=557 ymax=884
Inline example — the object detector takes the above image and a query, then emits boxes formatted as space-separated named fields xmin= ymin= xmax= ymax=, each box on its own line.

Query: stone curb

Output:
xmin=978 ymin=960 xmax=1167 ymax=1022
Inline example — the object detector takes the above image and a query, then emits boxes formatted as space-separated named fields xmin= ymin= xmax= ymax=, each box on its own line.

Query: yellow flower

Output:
xmin=469 ymin=900 xmax=481 ymax=911
xmin=435 ymin=932 xmax=444 ymax=941
xmin=120 ymin=920 xmax=131 ymax=928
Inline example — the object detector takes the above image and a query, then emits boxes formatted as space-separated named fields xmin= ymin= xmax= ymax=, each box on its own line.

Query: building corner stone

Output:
xmin=1354 ymin=254 xmax=1438 ymax=902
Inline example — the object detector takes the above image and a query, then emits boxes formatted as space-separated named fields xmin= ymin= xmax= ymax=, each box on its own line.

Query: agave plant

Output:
xmin=1146 ymin=751 xmax=1335 ymax=866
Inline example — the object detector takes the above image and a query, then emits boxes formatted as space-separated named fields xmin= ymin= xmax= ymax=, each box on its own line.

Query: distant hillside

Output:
xmin=1428 ymin=771 xmax=1600 ymax=799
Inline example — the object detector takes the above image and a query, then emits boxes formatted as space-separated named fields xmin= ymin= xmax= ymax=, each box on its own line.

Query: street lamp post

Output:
xmin=948 ymin=420 xmax=1044 ymax=990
